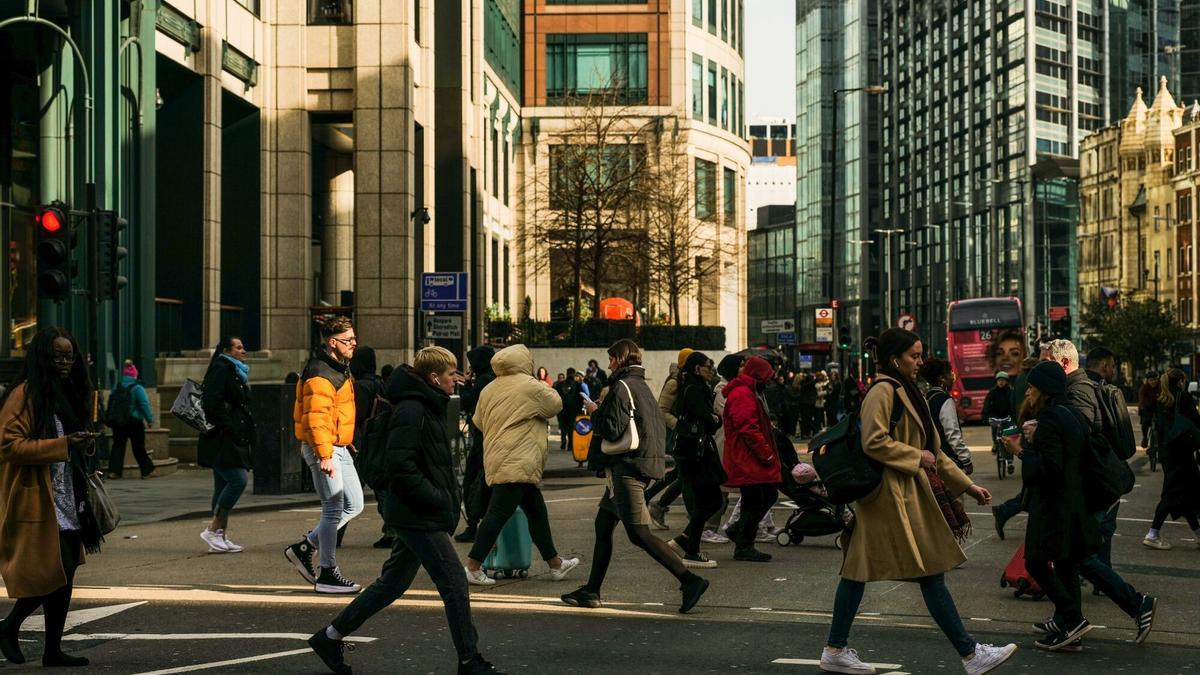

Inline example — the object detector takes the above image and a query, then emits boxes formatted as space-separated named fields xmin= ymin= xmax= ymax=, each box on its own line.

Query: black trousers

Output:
xmin=1027 ymin=557 xmax=1084 ymax=627
xmin=728 ymin=484 xmax=777 ymax=548
xmin=332 ymin=528 xmax=479 ymax=661
xmin=3 ymin=531 xmax=81 ymax=658
xmin=467 ymin=483 xmax=558 ymax=563
xmin=107 ymin=422 xmax=154 ymax=477
xmin=677 ymin=459 xmax=724 ymax=555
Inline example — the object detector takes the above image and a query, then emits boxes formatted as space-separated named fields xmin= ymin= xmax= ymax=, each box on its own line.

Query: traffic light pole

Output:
xmin=86 ymin=183 xmax=101 ymax=402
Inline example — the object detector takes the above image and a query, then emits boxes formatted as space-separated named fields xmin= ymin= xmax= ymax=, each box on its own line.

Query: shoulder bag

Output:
xmin=601 ymin=380 xmax=641 ymax=456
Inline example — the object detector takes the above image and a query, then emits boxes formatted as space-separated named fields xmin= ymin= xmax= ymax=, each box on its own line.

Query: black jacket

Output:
xmin=376 ymin=366 xmax=460 ymax=533
xmin=197 ymin=357 xmax=256 ymax=470
xmin=671 ymin=375 xmax=720 ymax=456
xmin=981 ymin=385 xmax=1014 ymax=420
xmin=555 ymin=378 xmax=583 ymax=419
xmin=1152 ymin=390 xmax=1200 ymax=518
xmin=352 ymin=373 xmax=385 ymax=450
xmin=1066 ymin=369 xmax=1102 ymax=432
xmin=1022 ymin=402 xmax=1101 ymax=562
xmin=587 ymin=365 xmax=666 ymax=479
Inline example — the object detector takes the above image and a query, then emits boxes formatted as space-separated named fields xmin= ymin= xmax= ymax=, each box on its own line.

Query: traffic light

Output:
xmin=35 ymin=202 xmax=75 ymax=303
xmin=95 ymin=210 xmax=128 ymax=301
xmin=838 ymin=326 xmax=851 ymax=349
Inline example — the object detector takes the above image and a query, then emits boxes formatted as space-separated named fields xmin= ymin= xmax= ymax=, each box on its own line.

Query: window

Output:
xmin=692 ymin=0 xmax=702 ymax=26
xmin=721 ymin=0 xmax=728 ymax=41
xmin=308 ymin=0 xmax=352 ymax=24
xmin=503 ymin=135 xmax=510 ymax=206
xmin=546 ymin=34 xmax=649 ymax=103
xmin=720 ymin=67 xmax=729 ymax=129
xmin=696 ymin=158 xmax=717 ymax=220
xmin=708 ymin=0 xmax=717 ymax=34
xmin=549 ymin=144 xmax=646 ymax=210
xmin=707 ymin=61 xmax=717 ymax=125
xmin=492 ymin=125 xmax=499 ymax=196
xmin=414 ymin=0 xmax=421 ymax=43
xmin=692 ymin=55 xmax=703 ymax=120
xmin=723 ymin=168 xmax=737 ymax=227
xmin=492 ymin=239 xmax=500 ymax=304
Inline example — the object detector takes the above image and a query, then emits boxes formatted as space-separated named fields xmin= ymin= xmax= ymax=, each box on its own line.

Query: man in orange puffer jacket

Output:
xmin=284 ymin=316 xmax=364 ymax=595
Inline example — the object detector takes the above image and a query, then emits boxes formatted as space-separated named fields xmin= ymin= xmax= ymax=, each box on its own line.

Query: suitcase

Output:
xmin=572 ymin=415 xmax=593 ymax=465
xmin=482 ymin=507 xmax=532 ymax=579
xmin=999 ymin=544 xmax=1045 ymax=600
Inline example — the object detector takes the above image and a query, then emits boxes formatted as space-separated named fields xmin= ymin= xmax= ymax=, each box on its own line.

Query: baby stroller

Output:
xmin=775 ymin=435 xmax=854 ymax=549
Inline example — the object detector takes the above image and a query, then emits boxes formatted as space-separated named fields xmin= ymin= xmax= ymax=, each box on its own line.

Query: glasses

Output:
xmin=52 ymin=353 xmax=76 ymax=365
xmin=332 ymin=336 xmax=358 ymax=346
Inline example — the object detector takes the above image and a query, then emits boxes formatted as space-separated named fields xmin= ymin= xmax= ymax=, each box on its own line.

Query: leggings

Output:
xmin=678 ymin=459 xmax=724 ymax=555
xmin=3 ymin=531 xmax=81 ymax=658
xmin=468 ymin=483 xmax=558 ymax=563
xmin=828 ymin=574 xmax=975 ymax=658
xmin=583 ymin=508 xmax=689 ymax=593
xmin=1151 ymin=502 xmax=1200 ymax=531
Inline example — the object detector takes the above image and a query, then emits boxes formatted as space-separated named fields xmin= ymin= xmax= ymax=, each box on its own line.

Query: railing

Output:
xmin=308 ymin=0 xmax=352 ymax=24
xmin=484 ymin=319 xmax=726 ymax=350
xmin=155 ymin=297 xmax=185 ymax=356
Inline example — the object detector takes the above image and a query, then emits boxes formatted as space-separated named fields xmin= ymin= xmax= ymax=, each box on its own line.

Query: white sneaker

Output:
xmin=221 ymin=532 xmax=244 ymax=553
xmin=700 ymin=529 xmax=730 ymax=544
xmin=549 ymin=557 xmax=580 ymax=581
xmin=963 ymin=643 xmax=1017 ymax=675
xmin=1142 ymin=536 xmax=1172 ymax=550
xmin=755 ymin=530 xmax=777 ymax=544
xmin=465 ymin=566 xmax=496 ymax=585
xmin=819 ymin=646 xmax=876 ymax=674
xmin=201 ymin=528 xmax=229 ymax=553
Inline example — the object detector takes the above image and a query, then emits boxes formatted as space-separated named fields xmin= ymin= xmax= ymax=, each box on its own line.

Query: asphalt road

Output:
xmin=3 ymin=427 xmax=1199 ymax=674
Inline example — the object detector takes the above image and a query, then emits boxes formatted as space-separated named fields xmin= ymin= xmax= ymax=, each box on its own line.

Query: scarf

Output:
xmin=221 ymin=353 xmax=250 ymax=383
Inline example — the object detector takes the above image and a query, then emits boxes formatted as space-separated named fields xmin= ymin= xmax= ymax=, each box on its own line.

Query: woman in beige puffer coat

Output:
xmin=463 ymin=345 xmax=579 ymax=584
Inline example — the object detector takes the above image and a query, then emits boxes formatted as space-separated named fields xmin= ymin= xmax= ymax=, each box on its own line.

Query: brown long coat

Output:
xmin=840 ymin=375 xmax=975 ymax=582
xmin=0 ymin=384 xmax=79 ymax=598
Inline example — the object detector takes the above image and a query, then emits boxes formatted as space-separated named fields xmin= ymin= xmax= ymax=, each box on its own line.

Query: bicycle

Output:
xmin=989 ymin=416 xmax=1016 ymax=480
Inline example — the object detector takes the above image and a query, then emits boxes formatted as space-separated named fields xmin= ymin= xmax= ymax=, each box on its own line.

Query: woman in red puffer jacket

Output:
xmin=721 ymin=356 xmax=781 ymax=562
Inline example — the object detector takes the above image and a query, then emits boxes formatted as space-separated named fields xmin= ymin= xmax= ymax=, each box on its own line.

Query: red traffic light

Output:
xmin=36 ymin=204 xmax=67 ymax=234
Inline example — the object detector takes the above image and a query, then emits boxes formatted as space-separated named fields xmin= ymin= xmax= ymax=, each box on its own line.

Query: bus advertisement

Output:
xmin=946 ymin=297 xmax=1026 ymax=422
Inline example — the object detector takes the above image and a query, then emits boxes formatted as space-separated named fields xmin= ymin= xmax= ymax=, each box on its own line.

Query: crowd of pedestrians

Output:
xmin=5 ymin=317 xmax=1199 ymax=675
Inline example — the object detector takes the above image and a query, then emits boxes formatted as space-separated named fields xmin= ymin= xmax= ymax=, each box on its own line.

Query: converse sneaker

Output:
xmin=201 ymin=528 xmax=229 ymax=553
xmin=315 ymin=567 xmax=362 ymax=594
xmin=465 ymin=566 xmax=496 ymax=586
xmin=962 ymin=643 xmax=1017 ymax=674
xmin=819 ymin=646 xmax=877 ymax=674
xmin=682 ymin=552 xmax=718 ymax=569
xmin=1134 ymin=594 xmax=1157 ymax=645
xmin=700 ymin=529 xmax=730 ymax=544
xmin=1142 ymin=535 xmax=1172 ymax=550
xmin=548 ymin=557 xmax=580 ymax=581
xmin=285 ymin=539 xmax=318 ymax=584
xmin=220 ymin=531 xmax=244 ymax=553
xmin=308 ymin=628 xmax=353 ymax=674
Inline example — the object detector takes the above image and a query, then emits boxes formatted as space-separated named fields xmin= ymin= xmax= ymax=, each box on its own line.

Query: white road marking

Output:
xmin=773 ymin=658 xmax=904 ymax=669
xmin=64 ymin=632 xmax=377 ymax=643
xmin=22 ymin=601 xmax=147 ymax=632
xmin=129 ymin=647 xmax=313 ymax=674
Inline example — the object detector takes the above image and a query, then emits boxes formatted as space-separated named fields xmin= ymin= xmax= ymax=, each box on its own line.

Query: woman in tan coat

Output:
xmin=0 ymin=327 xmax=103 ymax=668
xmin=818 ymin=329 xmax=1016 ymax=675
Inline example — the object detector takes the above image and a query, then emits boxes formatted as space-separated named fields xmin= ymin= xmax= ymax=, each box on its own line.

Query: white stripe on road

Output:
xmin=64 ymin=632 xmax=377 ymax=643
xmin=773 ymin=658 xmax=904 ymax=669
xmin=129 ymin=648 xmax=312 ymax=674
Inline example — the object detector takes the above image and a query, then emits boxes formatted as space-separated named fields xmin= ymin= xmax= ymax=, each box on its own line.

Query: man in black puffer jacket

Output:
xmin=456 ymin=345 xmax=496 ymax=543
xmin=308 ymin=347 xmax=506 ymax=675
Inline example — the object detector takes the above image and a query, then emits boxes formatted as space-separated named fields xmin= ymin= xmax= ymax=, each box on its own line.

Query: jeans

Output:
xmin=468 ymin=483 xmax=558 ymax=563
xmin=1079 ymin=556 xmax=1141 ymax=617
xmin=211 ymin=466 xmax=248 ymax=517
xmin=302 ymin=444 xmax=364 ymax=568
xmin=994 ymin=490 xmax=1026 ymax=522
xmin=1027 ymin=557 xmax=1084 ymax=627
xmin=107 ymin=422 xmax=154 ymax=477
xmin=331 ymin=528 xmax=479 ymax=661
xmin=828 ymin=574 xmax=976 ymax=658
xmin=3 ymin=531 xmax=81 ymax=658
xmin=677 ymin=459 xmax=724 ymax=555
xmin=729 ymin=484 xmax=777 ymax=548
xmin=1095 ymin=505 xmax=1118 ymax=568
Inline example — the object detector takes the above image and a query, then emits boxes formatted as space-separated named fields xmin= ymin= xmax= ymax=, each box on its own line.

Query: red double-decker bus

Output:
xmin=946 ymin=297 xmax=1026 ymax=422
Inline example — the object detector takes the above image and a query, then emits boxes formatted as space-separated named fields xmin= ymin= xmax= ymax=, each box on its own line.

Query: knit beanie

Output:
xmin=716 ymin=354 xmax=744 ymax=382
xmin=677 ymin=347 xmax=695 ymax=369
xmin=1027 ymin=360 xmax=1067 ymax=397
xmin=122 ymin=361 xmax=138 ymax=378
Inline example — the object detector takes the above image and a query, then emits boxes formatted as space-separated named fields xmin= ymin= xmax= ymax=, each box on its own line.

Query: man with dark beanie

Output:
xmin=456 ymin=345 xmax=496 ymax=543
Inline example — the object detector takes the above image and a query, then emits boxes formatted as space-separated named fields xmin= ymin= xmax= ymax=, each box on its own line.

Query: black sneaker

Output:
xmin=285 ymin=539 xmax=318 ymax=584
xmin=1134 ymin=594 xmax=1157 ymax=645
xmin=1032 ymin=618 xmax=1060 ymax=635
xmin=560 ymin=586 xmax=602 ymax=608
xmin=992 ymin=506 xmax=1008 ymax=541
xmin=454 ymin=526 xmax=478 ymax=543
xmin=0 ymin=619 xmax=25 ymax=665
xmin=679 ymin=575 xmax=710 ymax=613
xmin=315 ymin=566 xmax=363 ymax=594
xmin=308 ymin=628 xmax=353 ymax=674
xmin=372 ymin=535 xmax=394 ymax=549
xmin=458 ymin=654 xmax=507 ymax=674
xmin=734 ymin=546 xmax=772 ymax=562
xmin=1035 ymin=619 xmax=1093 ymax=651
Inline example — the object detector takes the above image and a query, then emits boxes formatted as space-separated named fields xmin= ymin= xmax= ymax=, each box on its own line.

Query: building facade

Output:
xmin=746 ymin=118 xmax=796 ymax=230
xmin=1172 ymin=102 xmax=1200 ymax=324
xmin=1079 ymin=80 xmax=1186 ymax=317
xmin=516 ymin=0 xmax=749 ymax=348
xmin=747 ymin=205 xmax=796 ymax=348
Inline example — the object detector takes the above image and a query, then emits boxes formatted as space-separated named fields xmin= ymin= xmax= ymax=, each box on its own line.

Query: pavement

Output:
xmin=3 ymin=425 xmax=1200 ymax=673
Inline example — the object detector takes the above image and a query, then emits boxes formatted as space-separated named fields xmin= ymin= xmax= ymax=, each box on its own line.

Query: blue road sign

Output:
xmin=778 ymin=332 xmax=797 ymax=345
xmin=420 ymin=272 xmax=468 ymax=312
xmin=797 ymin=354 xmax=814 ymax=369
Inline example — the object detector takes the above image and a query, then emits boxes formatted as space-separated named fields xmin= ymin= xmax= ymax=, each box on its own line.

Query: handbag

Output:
xmin=601 ymin=381 xmax=641 ymax=456
xmin=170 ymin=379 xmax=213 ymax=434
xmin=85 ymin=471 xmax=121 ymax=535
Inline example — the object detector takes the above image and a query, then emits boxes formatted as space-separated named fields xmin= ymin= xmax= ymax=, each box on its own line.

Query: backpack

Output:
xmin=810 ymin=382 xmax=903 ymax=505
xmin=1094 ymin=380 xmax=1137 ymax=460
xmin=105 ymin=382 xmax=137 ymax=428
xmin=357 ymin=394 xmax=396 ymax=491
xmin=1066 ymin=406 xmax=1135 ymax=512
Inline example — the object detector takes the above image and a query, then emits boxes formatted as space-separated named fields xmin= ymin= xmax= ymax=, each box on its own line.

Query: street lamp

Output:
xmin=875 ymin=228 xmax=905 ymax=330
xmin=829 ymin=83 xmax=887 ymax=305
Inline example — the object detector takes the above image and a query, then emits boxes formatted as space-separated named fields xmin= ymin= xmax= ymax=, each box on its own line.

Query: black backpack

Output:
xmin=1066 ymin=406 xmax=1135 ymax=512
xmin=810 ymin=382 xmax=903 ymax=505
xmin=1094 ymin=380 xmax=1137 ymax=460
xmin=105 ymin=383 xmax=137 ymax=428
xmin=357 ymin=395 xmax=396 ymax=491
